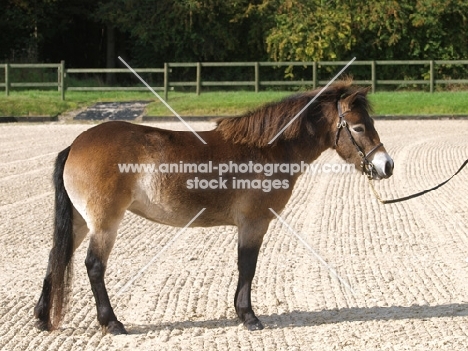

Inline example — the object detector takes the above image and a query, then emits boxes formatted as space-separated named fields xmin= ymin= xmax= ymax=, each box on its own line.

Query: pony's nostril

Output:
xmin=385 ymin=161 xmax=393 ymax=176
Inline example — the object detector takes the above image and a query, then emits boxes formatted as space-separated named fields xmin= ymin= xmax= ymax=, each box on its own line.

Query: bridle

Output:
xmin=334 ymin=101 xmax=383 ymax=180
xmin=333 ymin=102 xmax=468 ymax=204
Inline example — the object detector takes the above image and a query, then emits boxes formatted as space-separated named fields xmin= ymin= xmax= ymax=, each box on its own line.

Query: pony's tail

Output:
xmin=48 ymin=146 xmax=74 ymax=330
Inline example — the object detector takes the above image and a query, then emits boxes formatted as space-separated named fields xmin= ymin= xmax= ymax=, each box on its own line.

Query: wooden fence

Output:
xmin=1 ymin=60 xmax=468 ymax=100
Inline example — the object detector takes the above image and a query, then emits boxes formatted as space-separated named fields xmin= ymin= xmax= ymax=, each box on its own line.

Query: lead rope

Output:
xmin=368 ymin=158 xmax=468 ymax=204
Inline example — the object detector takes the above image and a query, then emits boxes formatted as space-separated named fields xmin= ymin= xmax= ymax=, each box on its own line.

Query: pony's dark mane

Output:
xmin=215 ymin=80 xmax=372 ymax=148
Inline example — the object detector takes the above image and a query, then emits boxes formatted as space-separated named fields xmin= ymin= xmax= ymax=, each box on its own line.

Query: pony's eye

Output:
xmin=353 ymin=126 xmax=365 ymax=133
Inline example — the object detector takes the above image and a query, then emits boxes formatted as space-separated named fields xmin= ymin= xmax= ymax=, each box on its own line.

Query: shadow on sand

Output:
xmin=126 ymin=303 xmax=468 ymax=334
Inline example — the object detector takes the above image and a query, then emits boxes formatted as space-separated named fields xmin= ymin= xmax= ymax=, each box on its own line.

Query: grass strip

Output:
xmin=1 ymin=90 xmax=468 ymax=117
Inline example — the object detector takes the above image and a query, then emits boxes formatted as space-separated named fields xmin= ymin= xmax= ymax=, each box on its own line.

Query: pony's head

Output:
xmin=333 ymin=88 xmax=393 ymax=180
xmin=215 ymin=79 xmax=393 ymax=180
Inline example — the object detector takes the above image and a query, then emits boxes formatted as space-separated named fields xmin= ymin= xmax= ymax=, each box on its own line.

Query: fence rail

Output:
xmin=1 ymin=60 xmax=468 ymax=100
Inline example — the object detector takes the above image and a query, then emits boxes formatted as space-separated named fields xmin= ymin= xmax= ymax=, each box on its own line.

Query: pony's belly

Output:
xmin=128 ymin=183 xmax=234 ymax=228
xmin=128 ymin=172 xmax=238 ymax=227
xmin=128 ymin=201 xmax=191 ymax=227
xmin=128 ymin=200 xmax=231 ymax=228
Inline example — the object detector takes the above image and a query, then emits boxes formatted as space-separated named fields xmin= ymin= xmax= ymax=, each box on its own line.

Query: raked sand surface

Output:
xmin=0 ymin=119 xmax=467 ymax=350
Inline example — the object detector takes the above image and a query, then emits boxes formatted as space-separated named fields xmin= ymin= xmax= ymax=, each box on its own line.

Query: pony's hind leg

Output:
xmin=234 ymin=219 xmax=269 ymax=331
xmin=85 ymin=220 xmax=127 ymax=335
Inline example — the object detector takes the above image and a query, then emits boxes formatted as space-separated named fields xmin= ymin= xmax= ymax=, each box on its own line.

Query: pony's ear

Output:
xmin=341 ymin=91 xmax=360 ymax=106
xmin=360 ymin=86 xmax=371 ymax=95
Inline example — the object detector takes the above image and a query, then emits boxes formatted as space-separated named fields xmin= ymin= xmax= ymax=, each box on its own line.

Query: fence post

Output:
xmin=5 ymin=63 xmax=10 ymax=96
xmin=164 ymin=63 xmax=169 ymax=101
xmin=254 ymin=62 xmax=259 ymax=93
xmin=312 ymin=62 xmax=317 ymax=89
xmin=196 ymin=62 xmax=201 ymax=95
xmin=429 ymin=60 xmax=434 ymax=93
xmin=60 ymin=60 xmax=65 ymax=100
xmin=371 ymin=60 xmax=376 ymax=93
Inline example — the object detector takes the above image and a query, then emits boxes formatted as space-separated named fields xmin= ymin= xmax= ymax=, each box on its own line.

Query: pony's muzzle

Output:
xmin=371 ymin=151 xmax=394 ymax=179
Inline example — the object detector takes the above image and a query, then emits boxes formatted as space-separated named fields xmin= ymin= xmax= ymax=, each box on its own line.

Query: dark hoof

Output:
xmin=244 ymin=318 xmax=264 ymax=331
xmin=34 ymin=319 xmax=50 ymax=332
xmin=106 ymin=320 xmax=128 ymax=335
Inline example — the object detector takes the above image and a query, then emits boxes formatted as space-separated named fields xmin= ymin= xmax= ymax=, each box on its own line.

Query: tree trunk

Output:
xmin=106 ymin=25 xmax=116 ymax=85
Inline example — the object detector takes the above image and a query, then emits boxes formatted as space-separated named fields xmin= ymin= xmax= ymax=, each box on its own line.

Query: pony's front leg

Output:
xmin=235 ymin=220 xmax=269 ymax=331
xmin=85 ymin=232 xmax=127 ymax=335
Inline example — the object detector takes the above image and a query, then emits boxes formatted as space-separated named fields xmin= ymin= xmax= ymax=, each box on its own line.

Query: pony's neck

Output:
xmin=279 ymin=119 xmax=335 ymax=165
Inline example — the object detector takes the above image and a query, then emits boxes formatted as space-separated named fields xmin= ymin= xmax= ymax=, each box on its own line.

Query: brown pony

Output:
xmin=34 ymin=80 xmax=393 ymax=334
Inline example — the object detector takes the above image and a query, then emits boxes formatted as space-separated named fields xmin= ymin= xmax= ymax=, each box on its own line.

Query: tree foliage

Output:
xmin=260 ymin=0 xmax=468 ymax=62
xmin=263 ymin=0 xmax=354 ymax=61
xmin=0 ymin=0 xmax=467 ymax=66
xmin=93 ymin=0 xmax=270 ymax=66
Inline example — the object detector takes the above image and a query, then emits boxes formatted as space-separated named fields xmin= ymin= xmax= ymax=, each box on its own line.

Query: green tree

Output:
xmin=262 ymin=0 xmax=468 ymax=62
xmin=0 ymin=0 xmax=59 ymax=61
xmin=94 ymin=0 xmax=270 ymax=66
xmin=264 ymin=0 xmax=353 ymax=62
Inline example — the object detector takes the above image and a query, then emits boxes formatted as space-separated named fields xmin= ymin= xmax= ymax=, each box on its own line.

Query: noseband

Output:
xmin=334 ymin=102 xmax=383 ymax=179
